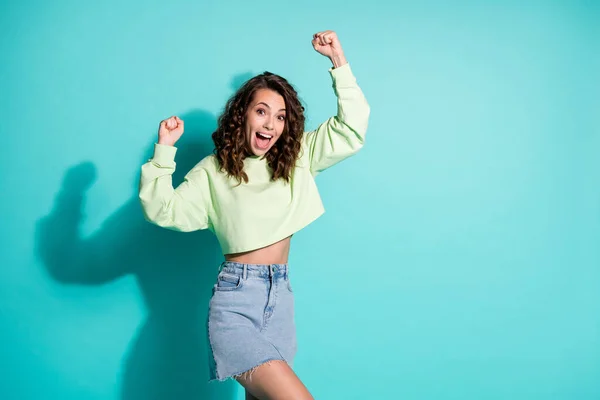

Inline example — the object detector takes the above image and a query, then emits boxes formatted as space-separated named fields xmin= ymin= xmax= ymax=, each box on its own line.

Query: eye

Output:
xmin=277 ymin=115 xmax=286 ymax=121
xmin=257 ymin=109 xmax=265 ymax=115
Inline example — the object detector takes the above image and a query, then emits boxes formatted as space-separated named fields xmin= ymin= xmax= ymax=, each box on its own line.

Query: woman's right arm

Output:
xmin=138 ymin=117 xmax=211 ymax=232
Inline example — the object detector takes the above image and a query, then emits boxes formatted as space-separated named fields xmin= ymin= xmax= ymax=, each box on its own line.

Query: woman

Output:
xmin=139 ymin=30 xmax=370 ymax=399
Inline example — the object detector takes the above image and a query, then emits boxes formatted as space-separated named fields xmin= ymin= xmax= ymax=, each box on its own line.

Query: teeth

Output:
xmin=257 ymin=132 xmax=272 ymax=139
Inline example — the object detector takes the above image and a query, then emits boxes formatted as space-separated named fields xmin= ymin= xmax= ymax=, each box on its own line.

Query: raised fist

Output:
xmin=312 ymin=30 xmax=344 ymax=60
xmin=158 ymin=116 xmax=184 ymax=146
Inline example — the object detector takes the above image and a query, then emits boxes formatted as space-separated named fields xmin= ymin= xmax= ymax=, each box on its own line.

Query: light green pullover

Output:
xmin=139 ymin=63 xmax=370 ymax=254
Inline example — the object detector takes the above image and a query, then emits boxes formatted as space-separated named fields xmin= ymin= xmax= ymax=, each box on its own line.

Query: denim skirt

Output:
xmin=207 ymin=261 xmax=296 ymax=381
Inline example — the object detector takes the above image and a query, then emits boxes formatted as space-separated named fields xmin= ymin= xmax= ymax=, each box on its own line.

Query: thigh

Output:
xmin=236 ymin=360 xmax=313 ymax=400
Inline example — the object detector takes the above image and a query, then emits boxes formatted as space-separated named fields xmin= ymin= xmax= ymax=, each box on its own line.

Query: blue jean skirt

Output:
xmin=207 ymin=261 xmax=297 ymax=381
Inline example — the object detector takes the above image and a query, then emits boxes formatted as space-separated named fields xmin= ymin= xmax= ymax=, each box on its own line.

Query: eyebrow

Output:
xmin=256 ymin=102 xmax=286 ymax=112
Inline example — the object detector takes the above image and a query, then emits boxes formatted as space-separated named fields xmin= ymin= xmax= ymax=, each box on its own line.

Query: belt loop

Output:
xmin=243 ymin=264 xmax=248 ymax=280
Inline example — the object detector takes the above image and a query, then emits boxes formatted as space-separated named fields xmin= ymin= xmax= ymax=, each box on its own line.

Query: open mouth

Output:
xmin=255 ymin=132 xmax=273 ymax=150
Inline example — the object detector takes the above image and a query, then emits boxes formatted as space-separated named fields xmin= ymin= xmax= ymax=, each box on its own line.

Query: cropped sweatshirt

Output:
xmin=139 ymin=63 xmax=370 ymax=254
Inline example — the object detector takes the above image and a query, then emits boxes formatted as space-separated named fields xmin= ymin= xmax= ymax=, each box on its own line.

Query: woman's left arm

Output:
xmin=304 ymin=31 xmax=371 ymax=176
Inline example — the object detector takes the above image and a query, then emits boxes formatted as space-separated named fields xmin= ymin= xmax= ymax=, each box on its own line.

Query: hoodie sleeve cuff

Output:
xmin=150 ymin=143 xmax=178 ymax=167
xmin=329 ymin=63 xmax=356 ymax=87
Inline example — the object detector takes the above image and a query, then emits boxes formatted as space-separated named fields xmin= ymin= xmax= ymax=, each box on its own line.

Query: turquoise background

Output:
xmin=1 ymin=0 xmax=599 ymax=398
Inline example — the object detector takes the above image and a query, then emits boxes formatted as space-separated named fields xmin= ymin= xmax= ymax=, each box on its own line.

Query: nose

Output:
xmin=263 ymin=116 xmax=274 ymax=130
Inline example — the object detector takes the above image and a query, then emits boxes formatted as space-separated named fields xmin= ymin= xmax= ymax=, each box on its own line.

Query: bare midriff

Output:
xmin=224 ymin=236 xmax=292 ymax=265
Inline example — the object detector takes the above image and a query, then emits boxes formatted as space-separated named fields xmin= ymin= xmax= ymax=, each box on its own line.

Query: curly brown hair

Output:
xmin=212 ymin=72 xmax=305 ymax=184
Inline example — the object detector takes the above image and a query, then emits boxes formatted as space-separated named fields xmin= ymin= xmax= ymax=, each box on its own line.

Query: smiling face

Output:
xmin=244 ymin=88 xmax=287 ymax=157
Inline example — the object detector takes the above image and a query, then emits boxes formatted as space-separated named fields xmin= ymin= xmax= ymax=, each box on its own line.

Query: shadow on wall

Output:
xmin=35 ymin=108 xmax=236 ymax=400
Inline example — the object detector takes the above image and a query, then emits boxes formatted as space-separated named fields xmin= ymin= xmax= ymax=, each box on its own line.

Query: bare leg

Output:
xmin=236 ymin=360 xmax=313 ymax=400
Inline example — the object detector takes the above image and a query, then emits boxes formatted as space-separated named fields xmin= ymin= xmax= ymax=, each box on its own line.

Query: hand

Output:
xmin=158 ymin=116 xmax=184 ymax=146
xmin=311 ymin=30 xmax=347 ymax=68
